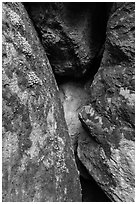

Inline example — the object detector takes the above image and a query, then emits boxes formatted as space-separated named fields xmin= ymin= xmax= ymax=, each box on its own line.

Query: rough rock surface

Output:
xmin=78 ymin=2 xmax=135 ymax=202
xmin=59 ymin=82 xmax=89 ymax=151
xmin=24 ymin=2 xmax=111 ymax=78
xmin=2 ymin=2 xmax=81 ymax=202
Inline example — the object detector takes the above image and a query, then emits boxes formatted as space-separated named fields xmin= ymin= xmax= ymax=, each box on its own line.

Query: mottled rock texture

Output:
xmin=2 ymin=2 xmax=81 ymax=202
xmin=78 ymin=2 xmax=135 ymax=202
xmin=24 ymin=2 xmax=111 ymax=78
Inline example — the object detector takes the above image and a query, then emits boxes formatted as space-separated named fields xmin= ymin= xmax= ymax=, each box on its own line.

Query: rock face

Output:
xmin=24 ymin=2 xmax=111 ymax=78
xmin=78 ymin=2 xmax=135 ymax=202
xmin=2 ymin=2 xmax=81 ymax=202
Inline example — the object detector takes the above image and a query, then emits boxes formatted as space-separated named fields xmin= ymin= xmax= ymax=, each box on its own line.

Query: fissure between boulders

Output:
xmin=24 ymin=2 xmax=113 ymax=202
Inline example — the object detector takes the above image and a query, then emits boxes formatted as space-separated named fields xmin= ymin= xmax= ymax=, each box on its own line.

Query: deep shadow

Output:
xmin=24 ymin=2 xmax=113 ymax=82
xmin=80 ymin=176 xmax=111 ymax=202
xmin=75 ymin=152 xmax=111 ymax=202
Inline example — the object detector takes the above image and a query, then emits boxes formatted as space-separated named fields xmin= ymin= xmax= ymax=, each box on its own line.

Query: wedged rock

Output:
xmin=24 ymin=2 xmax=112 ymax=78
xmin=78 ymin=2 xmax=135 ymax=202
xmin=2 ymin=2 xmax=81 ymax=202
xmin=59 ymin=82 xmax=111 ymax=202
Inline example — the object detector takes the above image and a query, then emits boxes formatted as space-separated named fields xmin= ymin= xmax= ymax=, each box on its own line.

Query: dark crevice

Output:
xmin=80 ymin=176 xmax=111 ymax=202
xmin=73 ymin=127 xmax=112 ymax=201
xmin=24 ymin=2 xmax=113 ymax=84
xmin=23 ymin=2 xmax=114 ymax=202
xmin=75 ymin=153 xmax=111 ymax=202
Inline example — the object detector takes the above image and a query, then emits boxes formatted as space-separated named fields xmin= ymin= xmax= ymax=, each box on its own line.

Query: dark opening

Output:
xmin=75 ymin=152 xmax=111 ymax=202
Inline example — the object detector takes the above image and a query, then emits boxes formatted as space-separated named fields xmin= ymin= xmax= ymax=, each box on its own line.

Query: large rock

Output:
xmin=2 ymin=2 xmax=81 ymax=202
xmin=78 ymin=2 xmax=135 ymax=202
xmin=24 ymin=2 xmax=112 ymax=78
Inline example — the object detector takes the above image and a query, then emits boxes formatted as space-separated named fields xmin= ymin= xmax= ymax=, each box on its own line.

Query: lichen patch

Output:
xmin=27 ymin=71 xmax=43 ymax=87
xmin=14 ymin=31 xmax=33 ymax=56
xmin=6 ymin=6 xmax=25 ymax=30
xmin=119 ymin=87 xmax=135 ymax=106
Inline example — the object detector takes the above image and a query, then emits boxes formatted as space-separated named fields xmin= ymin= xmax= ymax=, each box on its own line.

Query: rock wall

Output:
xmin=78 ymin=2 xmax=135 ymax=202
xmin=2 ymin=2 xmax=135 ymax=202
xmin=2 ymin=2 xmax=81 ymax=202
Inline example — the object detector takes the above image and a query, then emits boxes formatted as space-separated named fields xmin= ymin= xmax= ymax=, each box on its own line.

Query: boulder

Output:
xmin=24 ymin=2 xmax=112 ymax=78
xmin=2 ymin=2 xmax=81 ymax=202
xmin=78 ymin=2 xmax=135 ymax=202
